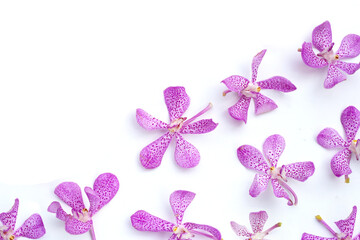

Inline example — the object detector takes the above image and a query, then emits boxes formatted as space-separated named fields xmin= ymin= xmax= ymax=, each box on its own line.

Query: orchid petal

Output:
xmin=341 ymin=106 xmax=360 ymax=143
xmin=333 ymin=61 xmax=360 ymax=75
xmin=164 ymin=86 xmax=190 ymax=122
xmin=184 ymin=222 xmax=222 ymax=240
xmin=283 ymin=162 xmax=315 ymax=182
xmin=312 ymin=21 xmax=332 ymax=52
xmin=228 ymin=95 xmax=251 ymax=123
xmin=170 ymin=190 xmax=195 ymax=226
xmin=353 ymin=233 xmax=360 ymax=240
xmin=140 ymin=132 xmax=173 ymax=169
xmin=271 ymin=179 xmax=292 ymax=205
xmin=237 ymin=145 xmax=269 ymax=174
xmin=331 ymin=149 xmax=352 ymax=177
xmin=317 ymin=128 xmax=347 ymax=149
xmin=257 ymin=76 xmax=296 ymax=92
xmin=84 ymin=187 xmax=100 ymax=215
xmin=336 ymin=34 xmax=360 ymax=59
xmin=262 ymin=134 xmax=285 ymax=167
xmin=249 ymin=211 xmax=268 ymax=233
xmin=254 ymin=93 xmax=278 ymax=115
xmin=230 ymin=221 xmax=252 ymax=237
xmin=249 ymin=174 xmax=271 ymax=197
xmin=14 ymin=214 xmax=46 ymax=239
xmin=48 ymin=201 xmax=68 ymax=222
xmin=130 ymin=210 xmax=175 ymax=232
xmin=91 ymin=172 xmax=119 ymax=214
xmin=301 ymin=233 xmax=337 ymax=240
xmin=252 ymin=49 xmax=267 ymax=82
xmin=300 ymin=42 xmax=328 ymax=68
xmin=0 ymin=198 xmax=19 ymax=230
xmin=180 ymin=119 xmax=218 ymax=134
xmin=65 ymin=217 xmax=92 ymax=235
xmin=324 ymin=64 xmax=347 ymax=89
xmin=222 ymin=75 xmax=250 ymax=93
xmin=136 ymin=108 xmax=168 ymax=130
xmin=174 ymin=133 xmax=200 ymax=168
xmin=54 ymin=182 xmax=85 ymax=212
xmin=334 ymin=206 xmax=357 ymax=238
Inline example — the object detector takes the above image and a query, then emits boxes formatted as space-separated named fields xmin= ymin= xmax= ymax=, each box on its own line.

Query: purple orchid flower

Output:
xmin=231 ymin=210 xmax=281 ymax=240
xmin=237 ymin=134 xmax=315 ymax=206
xmin=48 ymin=173 xmax=119 ymax=240
xmin=130 ymin=190 xmax=222 ymax=240
xmin=0 ymin=199 xmax=46 ymax=240
xmin=136 ymin=86 xmax=218 ymax=169
xmin=317 ymin=106 xmax=360 ymax=183
xmin=302 ymin=206 xmax=360 ymax=240
xmin=222 ymin=49 xmax=296 ymax=123
xmin=298 ymin=21 xmax=360 ymax=88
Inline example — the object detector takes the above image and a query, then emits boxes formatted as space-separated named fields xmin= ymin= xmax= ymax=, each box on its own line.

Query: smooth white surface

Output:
xmin=0 ymin=0 xmax=360 ymax=239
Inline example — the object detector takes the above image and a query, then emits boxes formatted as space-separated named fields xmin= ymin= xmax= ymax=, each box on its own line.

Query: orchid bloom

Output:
xmin=136 ymin=86 xmax=218 ymax=169
xmin=302 ymin=206 xmax=360 ymax=240
xmin=231 ymin=210 xmax=281 ymax=240
xmin=298 ymin=21 xmax=360 ymax=88
xmin=48 ymin=173 xmax=119 ymax=240
xmin=317 ymin=106 xmax=360 ymax=183
xmin=0 ymin=199 xmax=45 ymax=240
xmin=222 ymin=49 xmax=296 ymax=123
xmin=131 ymin=190 xmax=222 ymax=240
xmin=237 ymin=134 xmax=315 ymax=206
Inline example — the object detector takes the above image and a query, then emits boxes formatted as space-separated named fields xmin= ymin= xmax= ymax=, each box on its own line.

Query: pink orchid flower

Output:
xmin=136 ymin=86 xmax=218 ymax=169
xmin=0 ymin=199 xmax=45 ymax=240
xmin=302 ymin=206 xmax=360 ymax=240
xmin=237 ymin=134 xmax=315 ymax=206
xmin=48 ymin=173 xmax=119 ymax=240
xmin=131 ymin=190 xmax=222 ymax=240
xmin=299 ymin=21 xmax=360 ymax=88
xmin=317 ymin=106 xmax=360 ymax=183
xmin=231 ymin=210 xmax=281 ymax=240
xmin=222 ymin=49 xmax=296 ymax=123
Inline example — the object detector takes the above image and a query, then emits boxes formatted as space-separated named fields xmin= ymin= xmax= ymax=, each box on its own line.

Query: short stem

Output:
xmin=183 ymin=103 xmax=213 ymax=126
xmin=223 ymin=90 xmax=231 ymax=96
xmin=90 ymin=225 xmax=96 ymax=240
xmin=189 ymin=230 xmax=216 ymax=240
xmin=315 ymin=215 xmax=338 ymax=238
xmin=278 ymin=180 xmax=298 ymax=206
xmin=263 ymin=222 xmax=282 ymax=235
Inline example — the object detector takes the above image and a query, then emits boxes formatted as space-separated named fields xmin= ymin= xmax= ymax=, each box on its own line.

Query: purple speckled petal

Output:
xmin=65 ymin=217 xmax=92 ymax=235
xmin=263 ymin=134 xmax=285 ymax=167
xmin=0 ymin=198 xmax=19 ymax=229
xmin=84 ymin=187 xmax=100 ymax=215
xmin=254 ymin=93 xmax=278 ymax=115
xmin=237 ymin=145 xmax=269 ymax=174
xmin=336 ymin=34 xmax=360 ymax=59
xmin=91 ymin=173 xmax=119 ymax=214
xmin=271 ymin=179 xmax=292 ymax=205
xmin=331 ymin=149 xmax=352 ymax=177
xmin=230 ymin=221 xmax=252 ymax=237
xmin=300 ymin=42 xmax=328 ymax=68
xmin=184 ymin=222 xmax=222 ymax=240
xmin=14 ymin=214 xmax=46 ymax=239
xmin=174 ymin=133 xmax=200 ymax=168
xmin=312 ymin=21 xmax=332 ymax=52
xmin=140 ymin=132 xmax=174 ymax=169
xmin=130 ymin=210 xmax=175 ymax=232
xmin=283 ymin=162 xmax=315 ymax=182
xmin=317 ymin=128 xmax=347 ymax=149
xmin=341 ymin=106 xmax=360 ymax=143
xmin=169 ymin=190 xmax=195 ymax=226
xmin=257 ymin=76 xmax=296 ymax=92
xmin=136 ymin=108 xmax=168 ymax=130
xmin=164 ymin=86 xmax=190 ymax=122
xmin=54 ymin=182 xmax=85 ymax=212
xmin=324 ymin=65 xmax=347 ymax=89
xmin=301 ymin=233 xmax=337 ymax=240
xmin=252 ymin=49 xmax=267 ymax=83
xmin=249 ymin=174 xmax=271 ymax=197
xmin=334 ymin=206 xmax=357 ymax=238
xmin=180 ymin=119 xmax=218 ymax=134
xmin=249 ymin=211 xmax=268 ymax=233
xmin=222 ymin=75 xmax=250 ymax=93
xmin=333 ymin=61 xmax=360 ymax=75
xmin=48 ymin=201 xmax=68 ymax=222
xmin=228 ymin=95 xmax=251 ymax=123
xmin=353 ymin=233 xmax=360 ymax=240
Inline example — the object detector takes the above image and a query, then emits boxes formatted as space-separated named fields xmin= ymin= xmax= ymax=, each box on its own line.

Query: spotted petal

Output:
xmin=14 ymin=214 xmax=46 ymax=239
xmin=249 ymin=211 xmax=268 ymax=233
xmin=252 ymin=49 xmax=267 ymax=82
xmin=136 ymin=108 xmax=168 ymax=130
xmin=333 ymin=61 xmax=360 ymax=75
xmin=230 ymin=221 xmax=252 ymax=237
xmin=254 ymin=93 xmax=278 ymax=115
xmin=301 ymin=233 xmax=337 ymax=240
xmin=262 ymin=134 xmax=285 ymax=167
xmin=228 ymin=95 xmax=251 ymax=123
xmin=312 ymin=21 xmax=332 ymax=52
xmin=249 ymin=174 xmax=271 ymax=197
xmin=330 ymin=148 xmax=352 ymax=177
xmin=271 ymin=179 xmax=292 ymax=206
xmin=353 ymin=233 xmax=360 ymax=240
xmin=65 ymin=217 xmax=92 ymax=235
xmin=257 ymin=76 xmax=296 ymax=92
xmin=334 ymin=206 xmax=357 ymax=238
xmin=300 ymin=42 xmax=328 ymax=68
xmin=317 ymin=128 xmax=347 ymax=149
xmin=0 ymin=198 xmax=19 ymax=230
xmin=324 ymin=64 xmax=347 ymax=89
xmin=283 ymin=162 xmax=315 ymax=182
xmin=164 ymin=86 xmax=190 ymax=122
xmin=222 ymin=75 xmax=250 ymax=93
xmin=90 ymin=173 xmax=119 ymax=214
xmin=237 ymin=145 xmax=269 ymax=174
xmin=54 ymin=182 xmax=85 ymax=212
xmin=341 ymin=106 xmax=360 ymax=143
xmin=174 ymin=133 xmax=200 ymax=168
xmin=183 ymin=222 xmax=222 ymax=240
xmin=140 ymin=132 xmax=173 ymax=169
xmin=84 ymin=187 xmax=100 ymax=216
xmin=170 ymin=190 xmax=195 ymax=226
xmin=48 ymin=201 xmax=68 ymax=222
xmin=180 ymin=119 xmax=218 ymax=134
xmin=336 ymin=34 xmax=360 ymax=59
xmin=130 ymin=210 xmax=175 ymax=232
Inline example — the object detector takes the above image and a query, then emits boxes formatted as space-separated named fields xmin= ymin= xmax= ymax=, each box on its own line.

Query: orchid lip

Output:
xmin=315 ymin=215 xmax=349 ymax=240
xmin=241 ymin=83 xmax=261 ymax=98
xmin=349 ymin=139 xmax=360 ymax=160
xmin=269 ymin=165 xmax=297 ymax=205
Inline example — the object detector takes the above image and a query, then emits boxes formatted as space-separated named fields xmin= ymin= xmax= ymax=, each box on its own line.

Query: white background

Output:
xmin=1 ymin=0 xmax=360 ymax=239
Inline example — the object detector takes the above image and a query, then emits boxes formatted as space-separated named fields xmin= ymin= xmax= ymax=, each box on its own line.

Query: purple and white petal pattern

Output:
xmin=249 ymin=211 xmax=268 ymax=233
xmin=254 ymin=93 xmax=278 ymax=115
xmin=333 ymin=61 xmax=360 ymax=75
xmin=249 ymin=174 xmax=271 ymax=198
xmin=262 ymin=134 xmax=285 ymax=167
xmin=237 ymin=145 xmax=269 ymax=174
xmin=174 ymin=133 xmax=200 ymax=168
xmin=341 ymin=106 xmax=360 ymax=143
xmin=91 ymin=173 xmax=119 ymax=214
xmin=170 ymin=190 xmax=195 ymax=226
xmin=136 ymin=108 xmax=168 ymax=130
xmin=251 ymin=49 xmax=267 ymax=82
xmin=65 ymin=217 xmax=92 ymax=235
xmin=222 ymin=75 xmax=250 ymax=93
xmin=301 ymin=233 xmax=337 ymax=240
xmin=353 ymin=233 xmax=360 ymax=240
xmin=183 ymin=222 xmax=222 ymax=240
xmin=164 ymin=87 xmax=190 ymax=122
xmin=324 ymin=64 xmax=347 ymax=89
xmin=300 ymin=42 xmax=328 ymax=68
xmin=84 ymin=187 xmax=100 ymax=215
xmin=336 ymin=34 xmax=360 ymax=59
xmin=334 ymin=206 xmax=357 ymax=238
xmin=131 ymin=210 xmax=175 ymax=232
xmin=47 ymin=202 xmax=67 ymax=222
xmin=312 ymin=21 xmax=332 ymax=52
xmin=14 ymin=214 xmax=46 ymax=239
xmin=331 ymin=148 xmax=352 ymax=177
xmin=180 ymin=119 xmax=218 ymax=134
xmin=230 ymin=221 xmax=252 ymax=237
xmin=140 ymin=132 xmax=174 ymax=169
xmin=54 ymin=182 xmax=85 ymax=212
xmin=257 ymin=76 xmax=296 ymax=92
xmin=283 ymin=162 xmax=315 ymax=182
xmin=317 ymin=128 xmax=347 ymax=149
xmin=228 ymin=96 xmax=251 ymax=123
xmin=271 ymin=179 xmax=292 ymax=205
xmin=0 ymin=198 xmax=19 ymax=229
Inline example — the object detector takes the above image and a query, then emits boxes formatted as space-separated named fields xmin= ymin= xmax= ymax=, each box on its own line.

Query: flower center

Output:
xmin=173 ymin=225 xmax=194 ymax=239
xmin=169 ymin=117 xmax=187 ymax=133
xmin=0 ymin=227 xmax=15 ymax=240
xmin=241 ymin=83 xmax=261 ymax=98
xmin=317 ymin=43 xmax=339 ymax=64
xmin=269 ymin=166 xmax=287 ymax=181
xmin=251 ymin=232 xmax=267 ymax=240
xmin=349 ymin=139 xmax=360 ymax=160
xmin=75 ymin=208 xmax=92 ymax=223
